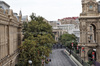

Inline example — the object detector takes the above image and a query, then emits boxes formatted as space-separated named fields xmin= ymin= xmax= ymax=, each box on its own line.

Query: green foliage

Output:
xmin=22 ymin=22 xmax=28 ymax=32
xmin=59 ymin=33 xmax=77 ymax=49
xmin=87 ymin=61 xmax=93 ymax=65
xmin=18 ymin=13 xmax=55 ymax=66
xmin=23 ymin=13 xmax=53 ymax=39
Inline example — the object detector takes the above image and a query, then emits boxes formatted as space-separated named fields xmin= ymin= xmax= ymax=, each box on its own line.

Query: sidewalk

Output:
xmin=64 ymin=49 xmax=83 ymax=66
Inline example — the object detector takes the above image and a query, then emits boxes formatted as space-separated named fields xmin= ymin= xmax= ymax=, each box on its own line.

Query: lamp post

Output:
xmin=28 ymin=60 xmax=32 ymax=66
xmin=72 ymin=40 xmax=74 ymax=49
xmin=93 ymin=49 xmax=96 ymax=66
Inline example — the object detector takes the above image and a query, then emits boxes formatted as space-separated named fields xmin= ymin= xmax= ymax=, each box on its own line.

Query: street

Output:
xmin=45 ymin=49 xmax=77 ymax=66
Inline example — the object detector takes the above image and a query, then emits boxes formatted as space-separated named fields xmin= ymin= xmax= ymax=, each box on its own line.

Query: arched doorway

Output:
xmin=88 ymin=49 xmax=96 ymax=63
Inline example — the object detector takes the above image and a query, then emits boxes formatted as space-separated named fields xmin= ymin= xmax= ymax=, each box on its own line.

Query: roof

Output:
xmin=0 ymin=1 xmax=10 ymax=8
xmin=58 ymin=17 xmax=79 ymax=21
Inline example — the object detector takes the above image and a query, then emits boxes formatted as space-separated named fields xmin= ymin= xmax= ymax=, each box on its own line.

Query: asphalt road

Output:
xmin=45 ymin=49 xmax=77 ymax=66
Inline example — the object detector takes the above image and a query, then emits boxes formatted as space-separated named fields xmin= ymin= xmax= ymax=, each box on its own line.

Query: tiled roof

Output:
xmin=58 ymin=17 xmax=79 ymax=21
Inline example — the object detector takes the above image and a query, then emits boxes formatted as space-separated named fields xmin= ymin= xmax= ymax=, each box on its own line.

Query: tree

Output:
xmin=22 ymin=22 xmax=28 ymax=32
xmin=24 ymin=13 xmax=53 ymax=38
xmin=59 ymin=33 xmax=77 ymax=49
xmin=18 ymin=13 xmax=55 ymax=66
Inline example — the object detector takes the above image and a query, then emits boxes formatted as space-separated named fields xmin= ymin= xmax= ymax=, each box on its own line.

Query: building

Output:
xmin=0 ymin=1 xmax=22 ymax=66
xmin=58 ymin=17 xmax=80 ymax=41
xmin=73 ymin=29 xmax=80 ymax=42
xmin=58 ymin=17 xmax=79 ymax=28
xmin=48 ymin=19 xmax=80 ymax=42
xmin=57 ymin=24 xmax=75 ymax=34
xmin=58 ymin=17 xmax=80 ymax=31
xmin=0 ymin=1 xmax=10 ymax=10
xmin=48 ymin=21 xmax=66 ymax=42
xmin=48 ymin=21 xmax=61 ymax=27
xmin=22 ymin=16 xmax=28 ymax=23
xmin=78 ymin=0 xmax=100 ymax=63
xmin=52 ymin=27 xmax=66 ymax=42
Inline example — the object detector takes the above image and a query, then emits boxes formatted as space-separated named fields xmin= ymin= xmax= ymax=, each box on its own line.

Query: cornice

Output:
xmin=79 ymin=16 xmax=100 ymax=19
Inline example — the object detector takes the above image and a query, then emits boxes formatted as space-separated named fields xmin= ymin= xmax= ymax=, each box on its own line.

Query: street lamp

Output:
xmin=28 ymin=60 xmax=32 ymax=66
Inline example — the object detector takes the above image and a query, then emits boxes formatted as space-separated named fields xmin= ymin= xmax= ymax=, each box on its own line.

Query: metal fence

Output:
xmin=66 ymin=47 xmax=90 ymax=66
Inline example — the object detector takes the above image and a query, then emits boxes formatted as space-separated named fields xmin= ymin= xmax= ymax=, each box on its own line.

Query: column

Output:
xmin=18 ymin=25 xmax=22 ymax=45
xmin=81 ymin=47 xmax=90 ymax=62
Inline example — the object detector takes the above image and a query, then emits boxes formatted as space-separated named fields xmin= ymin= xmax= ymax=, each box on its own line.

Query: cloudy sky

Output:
xmin=2 ymin=0 xmax=100 ymax=21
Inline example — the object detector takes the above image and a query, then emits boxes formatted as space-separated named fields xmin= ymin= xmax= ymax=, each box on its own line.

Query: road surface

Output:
xmin=45 ymin=49 xmax=77 ymax=66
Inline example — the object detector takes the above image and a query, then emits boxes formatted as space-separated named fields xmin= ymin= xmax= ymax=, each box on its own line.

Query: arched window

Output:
xmin=90 ymin=26 xmax=92 ymax=31
xmin=90 ymin=35 xmax=92 ymax=40
xmin=90 ymin=24 xmax=96 ymax=42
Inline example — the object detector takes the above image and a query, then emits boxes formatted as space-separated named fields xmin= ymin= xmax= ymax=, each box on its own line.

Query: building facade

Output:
xmin=58 ymin=17 xmax=80 ymax=41
xmin=52 ymin=27 xmax=66 ymax=42
xmin=48 ymin=19 xmax=80 ymax=42
xmin=0 ymin=1 xmax=22 ymax=66
xmin=48 ymin=21 xmax=66 ymax=42
xmin=58 ymin=17 xmax=79 ymax=29
xmin=0 ymin=1 xmax=10 ymax=10
xmin=79 ymin=0 xmax=100 ymax=62
xmin=57 ymin=24 xmax=75 ymax=34
xmin=48 ymin=21 xmax=61 ymax=27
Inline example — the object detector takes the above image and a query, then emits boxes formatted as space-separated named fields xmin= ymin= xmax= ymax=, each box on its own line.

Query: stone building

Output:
xmin=48 ymin=21 xmax=61 ymax=27
xmin=48 ymin=21 xmax=66 ymax=42
xmin=58 ymin=17 xmax=80 ymax=42
xmin=58 ymin=17 xmax=79 ymax=29
xmin=0 ymin=1 xmax=10 ymax=10
xmin=57 ymin=24 xmax=75 ymax=34
xmin=52 ymin=27 xmax=66 ymax=42
xmin=0 ymin=1 xmax=22 ymax=66
xmin=78 ymin=0 xmax=100 ymax=63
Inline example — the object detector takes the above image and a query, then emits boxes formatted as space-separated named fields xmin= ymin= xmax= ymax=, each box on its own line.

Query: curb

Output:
xmin=64 ymin=50 xmax=83 ymax=66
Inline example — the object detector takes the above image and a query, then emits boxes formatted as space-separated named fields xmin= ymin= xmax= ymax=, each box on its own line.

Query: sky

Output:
xmin=2 ymin=0 xmax=100 ymax=21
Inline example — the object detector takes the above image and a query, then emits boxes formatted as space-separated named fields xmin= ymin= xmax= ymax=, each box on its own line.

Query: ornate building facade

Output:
xmin=78 ymin=0 xmax=100 ymax=62
xmin=0 ymin=2 xmax=22 ymax=66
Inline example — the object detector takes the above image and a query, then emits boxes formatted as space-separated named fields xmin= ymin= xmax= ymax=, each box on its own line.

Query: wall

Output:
xmin=0 ymin=8 xmax=22 ymax=66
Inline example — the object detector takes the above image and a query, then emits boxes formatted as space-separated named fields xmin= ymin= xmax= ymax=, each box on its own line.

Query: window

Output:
xmin=0 ymin=6 xmax=2 ymax=8
xmin=90 ymin=35 xmax=92 ymax=40
xmin=90 ymin=26 xmax=92 ymax=31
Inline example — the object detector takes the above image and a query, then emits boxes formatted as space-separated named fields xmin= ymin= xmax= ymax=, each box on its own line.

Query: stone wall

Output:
xmin=79 ymin=0 xmax=100 ymax=63
xmin=0 ymin=8 xmax=22 ymax=66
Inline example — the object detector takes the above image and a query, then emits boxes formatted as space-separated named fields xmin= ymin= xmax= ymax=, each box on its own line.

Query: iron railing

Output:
xmin=66 ymin=47 xmax=90 ymax=66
